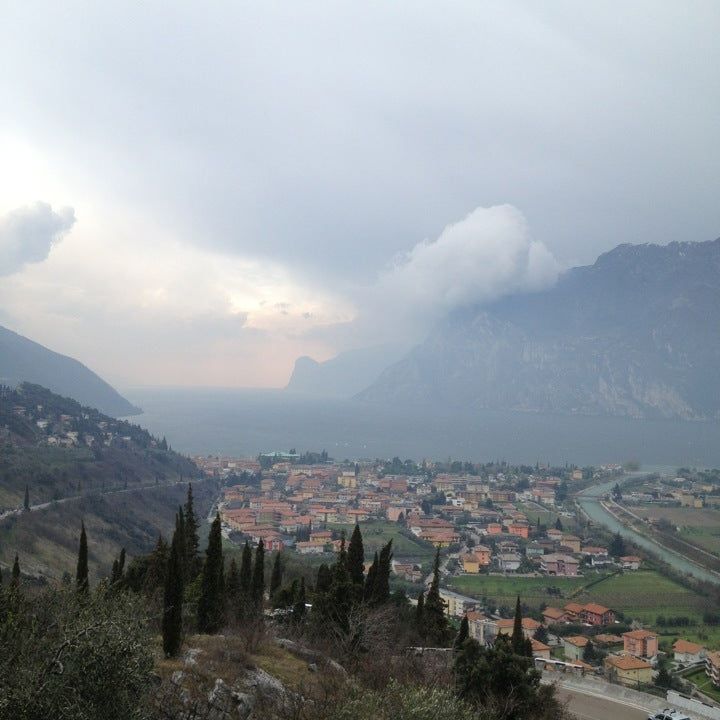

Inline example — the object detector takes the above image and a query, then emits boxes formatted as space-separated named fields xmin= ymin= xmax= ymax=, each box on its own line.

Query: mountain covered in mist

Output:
xmin=0 ymin=324 xmax=140 ymax=417
xmin=357 ymin=238 xmax=720 ymax=420
xmin=286 ymin=343 xmax=407 ymax=398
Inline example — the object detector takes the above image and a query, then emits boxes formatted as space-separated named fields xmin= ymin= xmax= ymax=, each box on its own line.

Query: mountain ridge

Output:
xmin=0 ymin=324 xmax=140 ymax=417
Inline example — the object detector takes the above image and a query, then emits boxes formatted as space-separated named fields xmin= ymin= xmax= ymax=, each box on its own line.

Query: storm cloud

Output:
xmin=0 ymin=203 xmax=75 ymax=276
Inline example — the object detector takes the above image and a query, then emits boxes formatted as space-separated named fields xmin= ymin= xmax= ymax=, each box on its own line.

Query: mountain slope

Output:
xmin=357 ymin=239 xmax=720 ymax=420
xmin=0 ymin=324 xmax=139 ymax=416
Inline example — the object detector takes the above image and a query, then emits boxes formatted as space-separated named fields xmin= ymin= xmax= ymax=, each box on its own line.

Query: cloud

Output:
xmin=374 ymin=204 xmax=560 ymax=328
xmin=0 ymin=202 xmax=75 ymax=276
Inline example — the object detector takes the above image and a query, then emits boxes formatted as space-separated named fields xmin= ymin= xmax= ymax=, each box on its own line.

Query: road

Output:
xmin=558 ymin=688 xmax=650 ymax=720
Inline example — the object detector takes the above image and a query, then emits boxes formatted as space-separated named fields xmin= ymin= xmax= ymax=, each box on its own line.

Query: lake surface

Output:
xmin=122 ymin=387 xmax=720 ymax=467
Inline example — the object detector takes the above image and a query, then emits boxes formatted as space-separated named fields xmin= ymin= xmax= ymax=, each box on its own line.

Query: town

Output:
xmin=194 ymin=450 xmax=720 ymax=706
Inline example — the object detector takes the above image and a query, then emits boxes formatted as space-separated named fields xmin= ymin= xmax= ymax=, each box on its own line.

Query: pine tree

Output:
xmin=197 ymin=513 xmax=225 ymax=633
xmin=363 ymin=552 xmax=378 ymax=602
xmin=423 ymin=548 xmax=450 ymax=646
xmin=454 ymin=615 xmax=469 ymax=650
xmin=23 ymin=485 xmax=30 ymax=512
xmin=269 ymin=552 xmax=283 ymax=598
xmin=76 ymin=522 xmax=89 ymax=593
xmin=183 ymin=483 xmax=200 ymax=579
xmin=251 ymin=539 xmax=265 ymax=611
xmin=347 ymin=523 xmax=365 ymax=597
xmin=292 ymin=577 xmax=306 ymax=623
xmin=511 ymin=596 xmax=525 ymax=655
xmin=162 ymin=516 xmax=185 ymax=657
xmin=370 ymin=539 xmax=393 ymax=605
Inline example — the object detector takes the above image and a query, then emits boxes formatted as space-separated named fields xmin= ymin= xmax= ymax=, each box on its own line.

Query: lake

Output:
xmin=122 ymin=387 xmax=720 ymax=468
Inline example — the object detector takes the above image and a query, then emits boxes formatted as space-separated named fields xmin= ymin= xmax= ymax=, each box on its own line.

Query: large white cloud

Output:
xmin=0 ymin=202 xmax=75 ymax=276
xmin=374 ymin=204 xmax=560 ymax=328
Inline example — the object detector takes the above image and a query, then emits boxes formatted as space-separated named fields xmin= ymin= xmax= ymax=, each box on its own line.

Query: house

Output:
xmin=461 ymin=546 xmax=492 ymax=572
xmin=620 ymin=555 xmax=641 ymax=570
xmin=560 ymin=535 xmax=582 ymax=553
xmin=531 ymin=638 xmax=552 ymax=659
xmin=497 ymin=552 xmax=521 ymax=572
xmin=467 ymin=611 xmax=493 ymax=644
xmin=673 ymin=639 xmax=706 ymax=664
xmin=563 ymin=635 xmax=589 ymax=662
xmin=439 ymin=589 xmax=478 ymax=617
xmin=581 ymin=603 xmax=615 ymax=626
xmin=706 ymin=651 xmax=720 ymax=687
xmin=563 ymin=602 xmax=585 ymax=619
xmin=594 ymin=633 xmax=623 ymax=649
xmin=495 ymin=617 xmax=541 ymax=641
xmin=542 ymin=606 xmax=569 ymax=625
xmin=604 ymin=655 xmax=653 ymax=686
xmin=623 ymin=629 xmax=658 ymax=660
xmin=541 ymin=553 xmax=579 ymax=576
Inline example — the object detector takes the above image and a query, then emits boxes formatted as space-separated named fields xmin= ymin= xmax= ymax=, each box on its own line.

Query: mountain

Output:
xmin=0 ymin=324 xmax=140 ymax=417
xmin=286 ymin=343 xmax=407 ymax=398
xmin=357 ymin=238 xmax=720 ymax=420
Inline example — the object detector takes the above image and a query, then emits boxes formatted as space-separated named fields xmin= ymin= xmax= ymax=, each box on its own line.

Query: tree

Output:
xmin=251 ymin=538 xmax=265 ymax=611
xmin=316 ymin=563 xmax=332 ymax=594
xmin=609 ymin=532 xmax=626 ymax=558
xmin=370 ymin=539 xmax=393 ymax=605
xmin=197 ymin=513 xmax=225 ymax=633
xmin=162 ymin=518 xmax=184 ymax=657
xmin=347 ymin=523 xmax=365 ymax=597
xmin=415 ymin=591 xmax=425 ymax=638
xmin=226 ymin=558 xmax=240 ymax=607
xmin=269 ymin=552 xmax=283 ymax=598
xmin=533 ymin=624 xmax=549 ymax=644
xmin=454 ymin=615 xmax=469 ymax=650
xmin=183 ymin=483 xmax=200 ymax=579
xmin=239 ymin=540 xmax=253 ymax=603
xmin=511 ymin=596 xmax=525 ymax=655
xmin=554 ymin=517 xmax=563 ymax=532
xmin=582 ymin=639 xmax=596 ymax=664
xmin=363 ymin=552 xmax=378 ymax=602
xmin=423 ymin=549 xmax=450 ymax=646
xmin=329 ymin=533 xmax=352 ymax=633
xmin=292 ymin=577 xmax=306 ymax=623
xmin=454 ymin=634 xmax=562 ymax=719
xmin=76 ymin=522 xmax=89 ymax=593
xmin=10 ymin=554 xmax=20 ymax=592
xmin=23 ymin=484 xmax=30 ymax=512
xmin=556 ymin=480 xmax=568 ymax=503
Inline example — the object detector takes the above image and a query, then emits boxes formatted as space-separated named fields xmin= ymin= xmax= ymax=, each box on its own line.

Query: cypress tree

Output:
xmin=370 ymin=539 xmax=393 ymax=605
xmin=23 ymin=485 xmax=30 ymax=512
xmin=197 ymin=513 xmax=225 ymax=633
xmin=162 ymin=517 xmax=184 ymax=657
xmin=239 ymin=541 xmax=253 ymax=597
xmin=316 ymin=563 xmax=332 ymax=594
xmin=292 ymin=577 xmax=306 ymax=623
xmin=118 ymin=547 xmax=126 ymax=576
xmin=76 ymin=522 xmax=89 ymax=593
xmin=415 ymin=591 xmax=425 ymax=626
xmin=454 ymin=615 xmax=469 ymax=650
xmin=347 ymin=523 xmax=365 ymax=596
xmin=226 ymin=558 xmax=240 ymax=605
xmin=10 ymin=554 xmax=20 ymax=591
xmin=251 ymin=539 xmax=265 ymax=611
xmin=511 ymin=596 xmax=525 ymax=655
xmin=269 ymin=552 xmax=283 ymax=598
xmin=423 ymin=548 xmax=449 ymax=646
xmin=329 ymin=533 xmax=352 ymax=633
xmin=183 ymin=483 xmax=200 ymax=578
xmin=363 ymin=552 xmax=378 ymax=602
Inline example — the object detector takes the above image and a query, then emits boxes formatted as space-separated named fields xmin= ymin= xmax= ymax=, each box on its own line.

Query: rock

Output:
xmin=184 ymin=647 xmax=202 ymax=667
xmin=307 ymin=662 xmax=318 ymax=672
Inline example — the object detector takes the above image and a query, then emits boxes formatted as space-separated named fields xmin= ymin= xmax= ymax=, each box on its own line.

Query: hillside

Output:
xmin=358 ymin=238 xmax=720 ymax=420
xmin=0 ymin=383 xmax=213 ymax=579
xmin=0 ymin=324 xmax=140 ymax=417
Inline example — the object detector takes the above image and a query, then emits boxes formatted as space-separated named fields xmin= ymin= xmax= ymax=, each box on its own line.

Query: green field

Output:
xmin=327 ymin=520 xmax=436 ymax=562
xmin=684 ymin=667 xmax=720 ymax=703
xmin=635 ymin=505 xmax=720 ymax=556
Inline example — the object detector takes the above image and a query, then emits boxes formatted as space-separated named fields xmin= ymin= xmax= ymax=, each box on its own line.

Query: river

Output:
xmin=576 ymin=474 xmax=720 ymax=585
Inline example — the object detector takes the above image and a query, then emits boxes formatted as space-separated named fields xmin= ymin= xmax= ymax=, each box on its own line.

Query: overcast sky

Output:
xmin=1 ymin=1 xmax=719 ymax=388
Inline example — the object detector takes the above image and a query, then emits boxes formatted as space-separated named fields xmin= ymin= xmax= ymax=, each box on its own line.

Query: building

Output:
xmin=497 ymin=552 xmax=522 ymax=572
xmin=620 ymin=555 xmax=641 ymax=570
xmin=706 ymin=651 xmax=720 ymax=687
xmin=495 ymin=617 xmax=541 ymax=641
xmin=439 ymin=589 xmax=478 ymax=618
xmin=541 ymin=553 xmax=579 ymax=576
xmin=581 ymin=603 xmax=615 ymax=626
xmin=604 ymin=655 xmax=653 ymax=686
xmin=563 ymin=635 xmax=589 ymax=662
xmin=461 ymin=546 xmax=492 ymax=573
xmin=531 ymin=638 xmax=552 ymax=659
xmin=542 ymin=606 xmax=570 ymax=625
xmin=623 ymin=629 xmax=658 ymax=660
xmin=673 ymin=639 xmax=706 ymax=665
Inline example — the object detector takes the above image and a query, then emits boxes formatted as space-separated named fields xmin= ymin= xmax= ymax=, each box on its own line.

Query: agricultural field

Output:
xmin=328 ymin=520 xmax=436 ymax=563
xmin=683 ymin=667 xmax=720 ymax=704
xmin=633 ymin=504 xmax=720 ymax=556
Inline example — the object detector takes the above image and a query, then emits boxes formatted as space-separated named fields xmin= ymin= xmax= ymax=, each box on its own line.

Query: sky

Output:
xmin=0 ymin=1 xmax=719 ymax=388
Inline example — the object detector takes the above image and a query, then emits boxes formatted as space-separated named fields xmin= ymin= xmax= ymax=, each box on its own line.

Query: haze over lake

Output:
xmin=125 ymin=387 xmax=720 ymax=467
